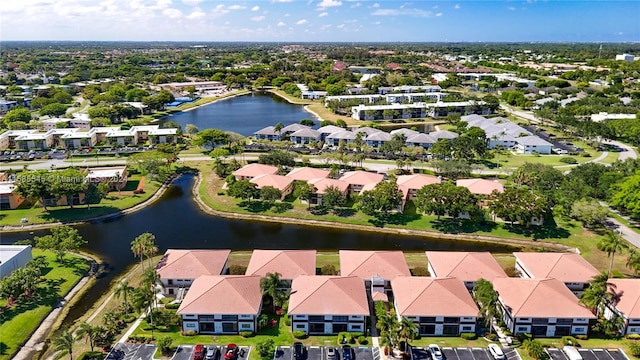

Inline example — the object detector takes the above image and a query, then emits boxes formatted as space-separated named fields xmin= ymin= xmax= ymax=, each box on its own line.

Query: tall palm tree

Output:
xmin=259 ymin=272 xmax=282 ymax=309
xmin=472 ymin=279 xmax=499 ymax=328
xmin=598 ymin=230 xmax=627 ymax=277
xmin=114 ymin=280 xmax=135 ymax=317
xmin=626 ymin=248 xmax=640 ymax=276
xmin=136 ymin=232 xmax=157 ymax=269
xmin=130 ymin=237 xmax=146 ymax=271
xmin=76 ymin=322 xmax=98 ymax=352
xmin=53 ymin=330 xmax=76 ymax=360
xmin=580 ymin=271 xmax=616 ymax=317
xmin=398 ymin=317 xmax=419 ymax=347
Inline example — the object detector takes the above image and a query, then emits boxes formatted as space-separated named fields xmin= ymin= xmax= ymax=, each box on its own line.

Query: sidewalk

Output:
xmin=491 ymin=319 xmax=512 ymax=348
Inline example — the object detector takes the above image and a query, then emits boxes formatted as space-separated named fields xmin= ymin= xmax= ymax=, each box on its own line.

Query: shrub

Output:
xmin=293 ymin=330 xmax=308 ymax=339
xmin=629 ymin=342 xmax=640 ymax=357
xmin=228 ymin=264 xmax=247 ymax=275
xmin=358 ymin=336 xmax=368 ymax=345
xmin=338 ymin=332 xmax=351 ymax=344
xmin=411 ymin=267 xmax=430 ymax=276
xmin=560 ymin=157 xmax=578 ymax=164
xmin=78 ymin=351 xmax=105 ymax=360
xmin=575 ymin=334 xmax=588 ymax=340
xmin=183 ymin=330 xmax=197 ymax=336
xmin=461 ymin=333 xmax=477 ymax=340
xmin=284 ymin=316 xmax=292 ymax=326
xmin=626 ymin=333 xmax=640 ymax=340
xmin=158 ymin=336 xmax=174 ymax=355
xmin=321 ymin=264 xmax=338 ymax=275
xmin=257 ymin=339 xmax=275 ymax=359
xmin=239 ymin=331 xmax=255 ymax=338
xmin=561 ymin=336 xmax=580 ymax=347
xmin=165 ymin=303 xmax=181 ymax=309
xmin=579 ymin=152 xmax=591 ymax=157
xmin=217 ymin=191 xmax=225 ymax=195
xmin=487 ymin=333 xmax=498 ymax=341
xmin=523 ymin=339 xmax=547 ymax=360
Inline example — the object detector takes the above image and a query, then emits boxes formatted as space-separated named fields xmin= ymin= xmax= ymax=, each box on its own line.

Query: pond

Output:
xmin=160 ymin=92 xmax=316 ymax=136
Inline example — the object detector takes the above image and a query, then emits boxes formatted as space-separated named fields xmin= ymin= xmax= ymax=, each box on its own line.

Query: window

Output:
xmin=241 ymin=323 xmax=251 ymax=329
xmin=420 ymin=325 xmax=435 ymax=335
xmin=351 ymin=325 xmax=362 ymax=330
xmin=442 ymin=325 xmax=459 ymax=336
xmin=556 ymin=319 xmax=572 ymax=325
xmin=333 ymin=316 xmax=348 ymax=322
xmin=309 ymin=316 xmax=324 ymax=322
xmin=222 ymin=315 xmax=238 ymax=321
xmin=532 ymin=318 xmax=548 ymax=325
xmin=420 ymin=317 xmax=436 ymax=323
xmin=222 ymin=322 xmax=238 ymax=332
xmin=186 ymin=323 xmax=196 ymax=328
xmin=443 ymin=317 xmax=460 ymax=324
xmin=296 ymin=324 xmax=306 ymax=329
xmin=462 ymin=326 xmax=472 ymax=331
xmin=517 ymin=327 xmax=529 ymax=332
xmin=199 ymin=315 xmax=215 ymax=322
xmin=168 ymin=279 xmax=174 ymax=285
xmin=168 ymin=288 xmax=174 ymax=295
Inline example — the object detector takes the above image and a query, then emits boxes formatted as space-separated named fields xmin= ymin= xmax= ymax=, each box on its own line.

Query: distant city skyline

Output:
xmin=1 ymin=0 xmax=638 ymax=43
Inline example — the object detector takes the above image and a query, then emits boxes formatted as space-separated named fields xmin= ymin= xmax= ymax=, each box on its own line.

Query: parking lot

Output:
xmin=172 ymin=344 xmax=250 ymax=360
xmin=411 ymin=347 xmax=520 ymax=360
xmin=275 ymin=345 xmax=373 ymax=360
xmin=105 ymin=342 xmax=157 ymax=360
xmin=547 ymin=348 xmax=628 ymax=360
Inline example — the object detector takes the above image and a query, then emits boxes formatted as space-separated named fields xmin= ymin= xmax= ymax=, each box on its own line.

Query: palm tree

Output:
xmin=598 ymin=230 xmax=627 ymax=277
xmin=375 ymin=312 xmax=399 ymax=350
xmin=472 ymin=279 xmax=499 ymax=328
xmin=580 ymin=271 xmax=616 ymax=317
xmin=114 ymin=279 xmax=135 ymax=318
xmin=53 ymin=330 xmax=76 ymax=360
xmin=76 ymin=322 xmax=98 ymax=352
xmin=398 ymin=317 xmax=419 ymax=348
xmin=130 ymin=237 xmax=146 ymax=271
xmin=626 ymin=248 xmax=640 ymax=276
xmin=259 ymin=272 xmax=282 ymax=310
xmin=137 ymin=232 xmax=157 ymax=269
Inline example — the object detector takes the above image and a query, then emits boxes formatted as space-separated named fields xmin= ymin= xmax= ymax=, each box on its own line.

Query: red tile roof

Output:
xmin=308 ymin=178 xmax=349 ymax=194
xmin=155 ymin=249 xmax=231 ymax=279
xmin=492 ymin=278 xmax=595 ymax=319
xmin=514 ymin=252 xmax=599 ymax=283
xmin=608 ymin=279 xmax=640 ymax=318
xmin=339 ymin=250 xmax=411 ymax=280
xmin=245 ymin=250 xmax=316 ymax=279
xmin=250 ymin=174 xmax=294 ymax=191
xmin=232 ymin=163 xmax=278 ymax=178
xmin=177 ymin=275 xmax=262 ymax=315
xmin=456 ymin=179 xmax=504 ymax=196
xmin=426 ymin=251 xmax=507 ymax=282
xmin=286 ymin=167 xmax=331 ymax=182
xmin=391 ymin=277 xmax=478 ymax=317
xmin=339 ymin=171 xmax=384 ymax=186
xmin=288 ymin=276 xmax=369 ymax=315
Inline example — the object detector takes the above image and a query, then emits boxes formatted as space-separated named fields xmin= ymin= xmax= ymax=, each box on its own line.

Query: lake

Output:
xmin=0 ymin=174 xmax=520 ymax=330
xmin=160 ymin=92 xmax=316 ymax=136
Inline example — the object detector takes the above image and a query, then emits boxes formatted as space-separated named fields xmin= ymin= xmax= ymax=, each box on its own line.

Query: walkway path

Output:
xmin=13 ymin=255 xmax=97 ymax=360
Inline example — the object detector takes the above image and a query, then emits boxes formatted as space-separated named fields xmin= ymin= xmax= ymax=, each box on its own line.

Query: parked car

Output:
xmin=326 ymin=347 xmax=337 ymax=360
xmin=206 ymin=346 xmax=220 ymax=360
xmin=194 ymin=344 xmax=205 ymax=360
xmin=488 ymin=344 xmax=505 ymax=360
xmin=293 ymin=342 xmax=307 ymax=360
xmin=224 ymin=344 xmax=238 ymax=360
xmin=429 ymin=344 xmax=443 ymax=360
xmin=342 ymin=345 xmax=352 ymax=360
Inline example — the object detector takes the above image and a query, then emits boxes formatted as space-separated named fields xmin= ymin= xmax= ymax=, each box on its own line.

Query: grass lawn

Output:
xmin=0 ymin=250 xmax=89 ymax=360
xmin=0 ymin=174 xmax=161 ymax=226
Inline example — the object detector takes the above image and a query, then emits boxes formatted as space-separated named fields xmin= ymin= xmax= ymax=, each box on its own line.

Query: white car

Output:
xmin=429 ymin=344 xmax=443 ymax=360
xmin=488 ymin=344 xmax=505 ymax=360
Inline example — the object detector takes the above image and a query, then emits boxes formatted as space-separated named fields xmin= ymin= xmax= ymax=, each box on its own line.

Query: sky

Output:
xmin=0 ymin=0 xmax=638 ymax=42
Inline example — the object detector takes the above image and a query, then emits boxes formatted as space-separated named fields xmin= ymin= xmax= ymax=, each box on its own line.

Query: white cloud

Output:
xmin=321 ymin=24 xmax=332 ymax=29
xmin=507 ymin=6 xmax=516 ymax=10
xmin=435 ymin=12 xmax=442 ymax=16
xmin=272 ymin=0 xmax=293 ymax=2
xmin=251 ymin=5 xmax=260 ymax=11
xmin=618 ymin=31 xmax=624 ymax=35
xmin=454 ymin=4 xmax=461 ymax=9
xmin=186 ymin=7 xmax=205 ymax=19
xmin=182 ymin=0 xmax=202 ymax=5
xmin=350 ymin=2 xmax=361 ymax=8
xmin=211 ymin=4 xmax=229 ymax=17
xmin=163 ymin=8 xmax=182 ymax=18
xmin=296 ymin=19 xmax=307 ymax=24
xmin=284 ymin=13 xmax=290 ymax=16
xmin=318 ymin=11 xmax=328 ymax=17
xmin=374 ymin=21 xmax=380 ymax=25
xmin=317 ymin=0 xmax=342 ymax=8
xmin=371 ymin=3 xmax=380 ymax=8
xmin=277 ymin=21 xmax=286 ymax=26
xmin=251 ymin=15 xmax=265 ymax=21
xmin=228 ymin=5 xmax=246 ymax=10
xmin=372 ymin=8 xmax=435 ymax=17
xmin=337 ymin=23 xmax=345 ymax=28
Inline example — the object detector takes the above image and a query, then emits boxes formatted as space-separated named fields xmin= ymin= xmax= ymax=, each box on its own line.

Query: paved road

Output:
xmin=602 ymin=139 xmax=637 ymax=161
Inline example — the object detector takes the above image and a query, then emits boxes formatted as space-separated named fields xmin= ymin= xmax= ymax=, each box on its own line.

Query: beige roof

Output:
xmin=340 ymin=250 xmax=411 ymax=280
xmin=288 ymin=276 xmax=369 ymax=315
xmin=232 ymin=163 xmax=278 ymax=178
xmin=339 ymin=171 xmax=384 ymax=186
xmin=358 ymin=182 xmax=378 ymax=195
xmin=391 ymin=277 xmax=478 ymax=317
xmin=245 ymin=250 xmax=316 ymax=279
xmin=514 ymin=252 xmax=599 ymax=283
xmin=456 ymin=178 xmax=504 ymax=195
xmin=286 ymin=167 xmax=330 ymax=181
xmin=250 ymin=174 xmax=294 ymax=191
xmin=608 ymin=279 xmax=640 ymax=318
xmin=155 ymin=249 xmax=231 ymax=279
xmin=308 ymin=178 xmax=349 ymax=194
xmin=426 ymin=251 xmax=507 ymax=282
xmin=372 ymin=291 xmax=389 ymax=302
xmin=177 ymin=275 xmax=262 ymax=315
xmin=492 ymin=278 xmax=595 ymax=319
xmin=396 ymin=174 xmax=441 ymax=190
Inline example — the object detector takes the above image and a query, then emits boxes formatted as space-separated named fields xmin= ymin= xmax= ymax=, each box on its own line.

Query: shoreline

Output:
xmin=265 ymin=89 xmax=324 ymax=122
xmin=180 ymin=89 xmax=251 ymax=112
xmin=190 ymin=172 xmax=576 ymax=253
xmin=0 ymin=174 xmax=178 ymax=233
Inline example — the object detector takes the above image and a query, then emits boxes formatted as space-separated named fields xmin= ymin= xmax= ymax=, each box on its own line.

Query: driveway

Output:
xmin=105 ymin=342 xmax=156 ymax=360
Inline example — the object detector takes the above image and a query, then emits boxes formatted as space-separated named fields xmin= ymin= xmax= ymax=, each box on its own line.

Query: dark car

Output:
xmin=224 ymin=344 xmax=238 ymax=360
xmin=342 ymin=345 xmax=352 ymax=360
xmin=293 ymin=342 xmax=307 ymax=360
xmin=206 ymin=346 xmax=220 ymax=360
xmin=194 ymin=344 xmax=205 ymax=360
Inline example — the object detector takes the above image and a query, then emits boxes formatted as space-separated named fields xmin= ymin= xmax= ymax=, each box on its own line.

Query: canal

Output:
xmin=0 ymin=174 xmax=521 ymax=330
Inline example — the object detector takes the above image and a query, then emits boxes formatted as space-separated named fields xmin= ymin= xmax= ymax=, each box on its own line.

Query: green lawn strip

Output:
xmin=0 ymin=250 xmax=89 ymax=360
xmin=532 ymin=337 xmax=634 ymax=355
xmin=1 ymin=175 xmax=161 ymax=226
xmin=268 ymin=90 xmax=314 ymax=105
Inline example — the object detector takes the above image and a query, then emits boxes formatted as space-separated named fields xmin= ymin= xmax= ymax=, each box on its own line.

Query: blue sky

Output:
xmin=1 ymin=0 xmax=638 ymax=42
